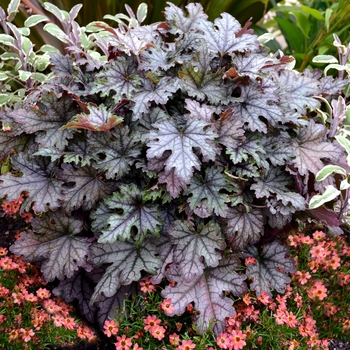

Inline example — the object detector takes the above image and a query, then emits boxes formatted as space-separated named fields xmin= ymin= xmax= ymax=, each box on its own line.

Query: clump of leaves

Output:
xmin=0 ymin=1 xmax=348 ymax=336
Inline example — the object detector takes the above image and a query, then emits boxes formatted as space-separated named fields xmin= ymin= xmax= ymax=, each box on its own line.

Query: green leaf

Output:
xmin=0 ymin=94 xmax=12 ymax=106
xmin=18 ymin=70 xmax=32 ymax=82
xmin=336 ymin=135 xmax=350 ymax=165
xmin=274 ymin=17 xmax=305 ymax=53
xmin=24 ymin=15 xmax=48 ymax=28
xmin=290 ymin=11 xmax=310 ymax=37
xmin=301 ymin=5 xmax=324 ymax=21
xmin=169 ymin=220 xmax=226 ymax=281
xmin=7 ymin=0 xmax=20 ymax=22
xmin=309 ymin=185 xmax=341 ymax=209
xmin=315 ymin=165 xmax=347 ymax=181
xmin=325 ymin=8 xmax=333 ymax=32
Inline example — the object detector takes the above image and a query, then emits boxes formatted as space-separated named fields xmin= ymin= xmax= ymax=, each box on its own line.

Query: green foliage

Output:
xmin=264 ymin=0 xmax=350 ymax=70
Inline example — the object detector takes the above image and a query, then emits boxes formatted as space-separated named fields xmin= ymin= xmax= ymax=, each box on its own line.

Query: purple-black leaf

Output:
xmin=244 ymin=241 xmax=296 ymax=296
xmin=184 ymin=166 xmax=229 ymax=218
xmin=88 ymin=126 xmax=141 ymax=179
xmin=169 ymin=220 xmax=225 ymax=281
xmin=10 ymin=212 xmax=90 ymax=281
xmin=0 ymin=153 xmax=64 ymax=213
xmin=92 ymin=184 xmax=162 ymax=243
xmin=90 ymin=240 xmax=160 ymax=304
xmin=147 ymin=119 xmax=218 ymax=185
xmin=222 ymin=206 xmax=265 ymax=251
xmin=290 ymin=120 xmax=343 ymax=176
xmin=162 ymin=255 xmax=247 ymax=335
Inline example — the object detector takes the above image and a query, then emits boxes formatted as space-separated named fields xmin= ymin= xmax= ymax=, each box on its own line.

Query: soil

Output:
xmin=0 ymin=215 xmax=349 ymax=350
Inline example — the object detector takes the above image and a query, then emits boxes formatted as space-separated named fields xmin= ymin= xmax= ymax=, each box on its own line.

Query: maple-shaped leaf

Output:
xmin=244 ymin=241 xmax=296 ymax=296
xmin=162 ymin=256 xmax=247 ymax=335
xmin=63 ymin=135 xmax=94 ymax=167
xmin=110 ymin=29 xmax=149 ymax=56
xmin=88 ymin=126 xmax=141 ymax=179
xmin=164 ymin=2 xmax=208 ymax=35
xmin=10 ymin=212 xmax=90 ymax=281
xmin=139 ymin=46 xmax=177 ymax=72
xmin=137 ymin=107 xmax=170 ymax=135
xmin=95 ymin=283 xmax=137 ymax=329
xmin=90 ymin=201 xmax=114 ymax=233
xmin=184 ymin=99 xmax=215 ymax=123
xmin=169 ymin=220 xmax=225 ymax=282
xmin=290 ymin=120 xmax=343 ymax=176
xmin=53 ymin=270 xmax=97 ymax=323
xmin=226 ymin=134 xmax=265 ymax=165
xmin=0 ymin=153 xmax=64 ymax=213
xmin=57 ymin=164 xmax=115 ymax=212
xmin=184 ymin=166 xmax=229 ymax=218
xmin=275 ymin=70 xmax=321 ymax=114
xmin=131 ymin=76 xmax=179 ymax=120
xmin=197 ymin=13 xmax=260 ymax=56
xmin=214 ymin=109 xmax=245 ymax=149
xmin=178 ymin=44 xmax=229 ymax=104
xmin=222 ymin=206 xmax=265 ymax=251
xmin=232 ymin=84 xmax=283 ymax=133
xmin=147 ymin=119 xmax=218 ymax=185
xmin=9 ymin=91 xmax=78 ymax=150
xmin=92 ymin=184 xmax=162 ymax=244
xmin=92 ymin=57 xmax=141 ymax=103
xmin=0 ymin=129 xmax=30 ymax=159
xmin=90 ymin=239 xmax=160 ymax=304
xmin=158 ymin=168 xmax=188 ymax=198
xmin=251 ymin=167 xmax=306 ymax=209
xmin=50 ymin=53 xmax=75 ymax=76
xmin=260 ymin=132 xmax=293 ymax=166
xmin=61 ymin=104 xmax=123 ymax=132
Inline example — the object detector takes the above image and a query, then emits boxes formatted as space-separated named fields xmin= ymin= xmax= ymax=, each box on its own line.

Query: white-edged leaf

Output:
xmin=309 ymin=185 xmax=341 ymax=209
xmin=24 ymin=15 xmax=48 ymax=28
xmin=312 ymin=55 xmax=338 ymax=64
xmin=315 ymin=164 xmax=347 ymax=181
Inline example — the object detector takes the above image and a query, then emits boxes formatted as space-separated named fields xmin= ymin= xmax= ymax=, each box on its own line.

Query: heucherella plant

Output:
xmin=0 ymin=1 xmax=348 ymax=336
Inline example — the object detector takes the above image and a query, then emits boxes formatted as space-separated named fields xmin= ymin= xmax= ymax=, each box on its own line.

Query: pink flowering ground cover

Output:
xmin=0 ymin=205 xmax=349 ymax=350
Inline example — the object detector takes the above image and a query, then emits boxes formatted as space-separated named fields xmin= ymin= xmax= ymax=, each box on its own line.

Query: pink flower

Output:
xmin=19 ymin=328 xmax=35 ymax=342
xmin=229 ymin=330 xmax=246 ymax=350
xmin=115 ymin=334 xmax=132 ymax=350
xmin=149 ymin=325 xmax=166 ymax=340
xmin=216 ymin=332 xmax=231 ymax=349
xmin=144 ymin=315 xmax=161 ymax=331
xmin=104 ymin=319 xmax=119 ymax=337
xmin=284 ymin=311 xmax=298 ymax=328
xmin=169 ymin=333 xmax=180 ymax=346
xmin=294 ymin=270 xmax=311 ymax=285
xmin=176 ymin=339 xmax=196 ymax=350
xmin=307 ymin=280 xmax=327 ymax=300
xmin=139 ymin=278 xmax=156 ymax=293
xmin=161 ymin=298 xmax=175 ymax=315
xmin=36 ymin=288 xmax=51 ymax=299
xmin=312 ymin=230 xmax=326 ymax=241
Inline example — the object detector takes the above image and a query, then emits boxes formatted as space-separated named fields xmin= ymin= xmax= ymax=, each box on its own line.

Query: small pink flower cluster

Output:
xmin=1 ymin=193 xmax=33 ymax=222
xmin=0 ymin=246 xmax=96 ymax=347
